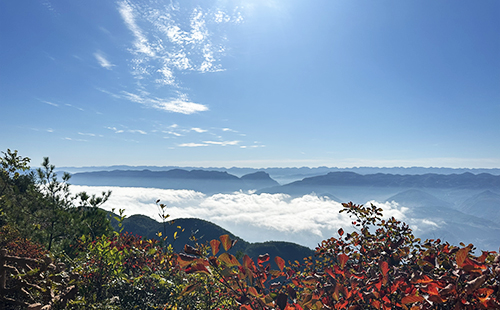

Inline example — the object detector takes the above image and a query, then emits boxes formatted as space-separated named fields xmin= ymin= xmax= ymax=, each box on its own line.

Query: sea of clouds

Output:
xmin=70 ymin=185 xmax=441 ymax=249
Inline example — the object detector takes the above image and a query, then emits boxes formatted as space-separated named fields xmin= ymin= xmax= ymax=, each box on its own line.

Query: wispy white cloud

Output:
xmin=39 ymin=99 xmax=58 ymax=107
xmin=240 ymin=144 xmax=265 ymax=149
xmin=204 ymin=140 xmax=240 ymax=146
xmin=154 ymin=98 xmax=208 ymax=114
xmin=106 ymin=126 xmax=124 ymax=134
xmin=100 ymin=88 xmax=208 ymax=114
xmin=78 ymin=132 xmax=96 ymax=137
xmin=46 ymin=128 xmax=54 ymax=133
xmin=94 ymin=51 xmax=115 ymax=70
xmin=118 ymin=1 xmax=155 ymax=57
xmin=120 ymin=91 xmax=208 ymax=114
xmin=191 ymin=127 xmax=207 ymax=133
xmin=63 ymin=137 xmax=87 ymax=142
xmin=128 ymin=129 xmax=147 ymax=135
xmin=178 ymin=143 xmax=208 ymax=147
xmin=65 ymin=103 xmax=84 ymax=111
xmin=163 ymin=131 xmax=182 ymax=137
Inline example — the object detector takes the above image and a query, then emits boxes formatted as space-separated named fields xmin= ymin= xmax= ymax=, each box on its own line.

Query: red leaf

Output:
xmin=275 ymin=256 xmax=286 ymax=272
xmin=428 ymin=295 xmax=445 ymax=304
xmin=185 ymin=263 xmax=211 ymax=275
xmin=325 ymin=267 xmax=336 ymax=279
xmin=338 ymin=253 xmax=349 ymax=269
xmin=210 ymin=239 xmax=221 ymax=256
xmin=184 ymin=244 xmax=201 ymax=256
xmin=219 ymin=234 xmax=232 ymax=251
xmin=287 ymin=285 xmax=297 ymax=300
xmin=401 ymin=294 xmax=425 ymax=304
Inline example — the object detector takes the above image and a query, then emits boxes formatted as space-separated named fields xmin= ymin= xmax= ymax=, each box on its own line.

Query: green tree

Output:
xmin=1 ymin=150 xmax=113 ymax=254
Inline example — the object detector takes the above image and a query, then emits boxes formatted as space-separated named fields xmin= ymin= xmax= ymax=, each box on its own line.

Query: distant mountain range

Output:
xmin=278 ymin=171 xmax=500 ymax=188
xmin=59 ymin=165 xmax=500 ymax=184
xmin=71 ymin=168 xmax=500 ymax=251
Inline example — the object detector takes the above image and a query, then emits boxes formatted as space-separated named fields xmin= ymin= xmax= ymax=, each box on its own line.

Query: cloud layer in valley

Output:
xmin=71 ymin=185 xmax=410 ymax=248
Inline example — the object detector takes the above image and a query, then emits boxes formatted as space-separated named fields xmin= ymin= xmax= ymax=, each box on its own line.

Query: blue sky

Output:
xmin=1 ymin=0 xmax=499 ymax=168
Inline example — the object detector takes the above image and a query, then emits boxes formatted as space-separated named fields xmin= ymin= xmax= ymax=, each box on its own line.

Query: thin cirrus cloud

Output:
xmin=114 ymin=1 xmax=241 ymax=113
xmin=94 ymin=51 xmax=115 ymax=70
xmin=69 ymin=185 xmax=410 ymax=248
xmin=204 ymin=140 xmax=240 ymax=146
xmin=120 ymin=91 xmax=209 ymax=114
xmin=178 ymin=143 xmax=208 ymax=147
xmin=117 ymin=1 xmax=155 ymax=57
xmin=99 ymin=88 xmax=208 ymax=115
xmin=177 ymin=140 xmax=240 ymax=147
xmin=38 ymin=99 xmax=58 ymax=107
xmin=105 ymin=127 xmax=147 ymax=135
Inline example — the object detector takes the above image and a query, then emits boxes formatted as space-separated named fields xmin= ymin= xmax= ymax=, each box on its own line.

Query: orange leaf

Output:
xmin=248 ymin=286 xmax=259 ymax=297
xmin=401 ymin=294 xmax=425 ymax=304
xmin=258 ymin=253 xmax=270 ymax=266
xmin=219 ymin=234 xmax=232 ymax=251
xmin=180 ymin=283 xmax=200 ymax=296
xmin=176 ymin=253 xmax=198 ymax=268
xmin=413 ymin=274 xmax=434 ymax=284
xmin=210 ymin=239 xmax=221 ymax=256
xmin=380 ymin=261 xmax=389 ymax=277
xmin=456 ymin=247 xmax=469 ymax=268
xmin=332 ymin=283 xmax=340 ymax=301
xmin=371 ymin=300 xmax=381 ymax=309
xmin=428 ymin=295 xmax=445 ymax=304
xmin=243 ymin=254 xmax=256 ymax=271
xmin=275 ymin=256 xmax=286 ymax=272
xmin=219 ymin=252 xmax=240 ymax=267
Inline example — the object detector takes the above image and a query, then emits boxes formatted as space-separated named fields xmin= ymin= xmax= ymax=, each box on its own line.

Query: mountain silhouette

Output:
xmin=280 ymin=172 xmax=500 ymax=189
xmin=71 ymin=169 xmax=280 ymax=194
xmin=240 ymin=171 xmax=280 ymax=189
xmin=386 ymin=189 xmax=452 ymax=208
xmin=459 ymin=190 xmax=500 ymax=223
